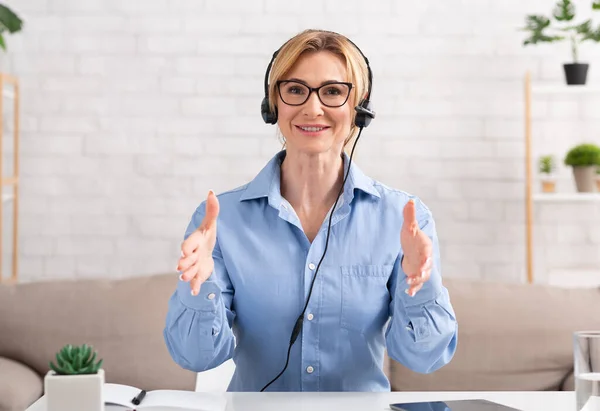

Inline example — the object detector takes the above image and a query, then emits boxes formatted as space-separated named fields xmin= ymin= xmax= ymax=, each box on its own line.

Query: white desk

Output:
xmin=26 ymin=390 xmax=576 ymax=411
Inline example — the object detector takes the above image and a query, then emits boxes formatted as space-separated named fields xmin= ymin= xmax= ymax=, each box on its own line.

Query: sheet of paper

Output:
xmin=138 ymin=390 xmax=226 ymax=411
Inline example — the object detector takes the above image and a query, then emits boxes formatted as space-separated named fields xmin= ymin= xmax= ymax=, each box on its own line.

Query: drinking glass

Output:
xmin=574 ymin=331 xmax=600 ymax=411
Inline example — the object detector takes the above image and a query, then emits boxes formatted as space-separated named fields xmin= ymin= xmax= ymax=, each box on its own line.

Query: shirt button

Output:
xmin=306 ymin=366 xmax=314 ymax=374
xmin=307 ymin=313 xmax=314 ymax=321
xmin=207 ymin=293 xmax=216 ymax=300
xmin=308 ymin=263 xmax=316 ymax=270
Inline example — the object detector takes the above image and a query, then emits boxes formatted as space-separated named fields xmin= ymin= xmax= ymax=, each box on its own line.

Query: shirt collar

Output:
xmin=239 ymin=149 xmax=381 ymax=206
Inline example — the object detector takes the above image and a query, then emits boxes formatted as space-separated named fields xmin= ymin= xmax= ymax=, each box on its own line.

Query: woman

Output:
xmin=164 ymin=29 xmax=457 ymax=392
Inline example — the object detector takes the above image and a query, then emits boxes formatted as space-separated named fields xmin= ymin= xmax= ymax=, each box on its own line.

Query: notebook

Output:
xmin=103 ymin=383 xmax=227 ymax=410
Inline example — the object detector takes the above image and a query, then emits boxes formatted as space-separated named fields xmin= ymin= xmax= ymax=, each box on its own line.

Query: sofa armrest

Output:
xmin=0 ymin=356 xmax=43 ymax=411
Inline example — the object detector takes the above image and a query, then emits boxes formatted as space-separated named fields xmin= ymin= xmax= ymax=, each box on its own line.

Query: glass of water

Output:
xmin=574 ymin=331 xmax=600 ymax=411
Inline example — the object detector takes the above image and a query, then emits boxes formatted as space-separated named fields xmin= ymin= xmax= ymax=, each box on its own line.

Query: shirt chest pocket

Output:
xmin=340 ymin=264 xmax=394 ymax=334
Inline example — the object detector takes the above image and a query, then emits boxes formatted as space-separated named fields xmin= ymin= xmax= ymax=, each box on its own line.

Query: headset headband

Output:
xmin=261 ymin=31 xmax=375 ymax=128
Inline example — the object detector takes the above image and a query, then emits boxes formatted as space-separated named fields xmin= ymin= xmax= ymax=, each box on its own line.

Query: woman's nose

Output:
xmin=302 ymin=91 xmax=324 ymax=117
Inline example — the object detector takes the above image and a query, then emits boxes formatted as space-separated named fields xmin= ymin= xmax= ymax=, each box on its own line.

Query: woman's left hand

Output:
xmin=400 ymin=199 xmax=433 ymax=297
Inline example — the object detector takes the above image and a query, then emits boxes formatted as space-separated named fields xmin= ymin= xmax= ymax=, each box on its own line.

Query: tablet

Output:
xmin=389 ymin=399 xmax=522 ymax=411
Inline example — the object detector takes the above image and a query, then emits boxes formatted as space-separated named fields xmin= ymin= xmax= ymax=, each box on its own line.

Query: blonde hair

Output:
xmin=267 ymin=29 xmax=371 ymax=148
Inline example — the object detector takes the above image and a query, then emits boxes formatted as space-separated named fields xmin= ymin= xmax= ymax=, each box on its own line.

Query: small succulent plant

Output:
xmin=539 ymin=155 xmax=556 ymax=174
xmin=49 ymin=344 xmax=103 ymax=375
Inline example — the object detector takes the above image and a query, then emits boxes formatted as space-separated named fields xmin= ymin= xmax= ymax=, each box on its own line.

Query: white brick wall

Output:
xmin=2 ymin=0 xmax=600 ymax=284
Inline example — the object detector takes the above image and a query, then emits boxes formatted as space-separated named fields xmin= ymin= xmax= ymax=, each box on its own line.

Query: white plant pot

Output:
xmin=45 ymin=368 xmax=105 ymax=411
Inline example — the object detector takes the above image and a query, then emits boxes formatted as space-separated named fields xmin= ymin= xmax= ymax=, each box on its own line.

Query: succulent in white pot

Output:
xmin=45 ymin=344 xmax=105 ymax=411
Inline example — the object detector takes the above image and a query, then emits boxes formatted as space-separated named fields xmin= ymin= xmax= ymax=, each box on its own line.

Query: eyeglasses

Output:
xmin=276 ymin=80 xmax=353 ymax=108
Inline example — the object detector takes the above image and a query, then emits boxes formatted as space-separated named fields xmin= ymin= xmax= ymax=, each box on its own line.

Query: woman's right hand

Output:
xmin=177 ymin=190 xmax=220 ymax=296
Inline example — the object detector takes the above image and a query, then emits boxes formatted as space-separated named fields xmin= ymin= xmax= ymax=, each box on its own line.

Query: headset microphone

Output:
xmin=259 ymin=32 xmax=374 ymax=392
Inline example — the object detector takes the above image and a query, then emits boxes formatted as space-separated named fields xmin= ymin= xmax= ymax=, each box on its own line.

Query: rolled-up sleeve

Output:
xmin=385 ymin=201 xmax=458 ymax=374
xmin=163 ymin=202 xmax=236 ymax=372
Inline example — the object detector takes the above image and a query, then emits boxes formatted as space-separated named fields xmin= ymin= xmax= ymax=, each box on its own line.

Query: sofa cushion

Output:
xmin=0 ymin=356 xmax=43 ymax=411
xmin=387 ymin=278 xmax=600 ymax=391
xmin=562 ymin=371 xmax=575 ymax=391
xmin=0 ymin=274 xmax=196 ymax=391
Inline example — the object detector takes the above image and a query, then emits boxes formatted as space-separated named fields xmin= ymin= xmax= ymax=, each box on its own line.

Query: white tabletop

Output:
xmin=26 ymin=390 xmax=576 ymax=411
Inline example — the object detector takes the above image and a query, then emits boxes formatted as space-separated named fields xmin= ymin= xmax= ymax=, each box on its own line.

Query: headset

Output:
xmin=260 ymin=33 xmax=375 ymax=128
xmin=259 ymin=31 xmax=375 ymax=392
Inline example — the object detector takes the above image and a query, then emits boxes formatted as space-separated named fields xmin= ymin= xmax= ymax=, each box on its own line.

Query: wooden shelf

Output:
xmin=532 ymin=84 xmax=600 ymax=95
xmin=0 ymin=73 xmax=19 ymax=284
xmin=533 ymin=193 xmax=600 ymax=202
xmin=524 ymin=70 xmax=600 ymax=285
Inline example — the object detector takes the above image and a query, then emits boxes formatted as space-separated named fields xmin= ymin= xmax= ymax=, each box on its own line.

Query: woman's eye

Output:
xmin=324 ymin=86 xmax=342 ymax=95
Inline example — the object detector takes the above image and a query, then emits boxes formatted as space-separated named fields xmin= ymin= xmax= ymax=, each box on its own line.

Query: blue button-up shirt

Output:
xmin=164 ymin=149 xmax=457 ymax=392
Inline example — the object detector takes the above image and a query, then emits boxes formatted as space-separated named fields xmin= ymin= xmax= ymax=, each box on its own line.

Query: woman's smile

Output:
xmin=294 ymin=124 xmax=331 ymax=137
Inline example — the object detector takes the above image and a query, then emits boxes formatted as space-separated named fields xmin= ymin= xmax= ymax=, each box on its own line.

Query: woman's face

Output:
xmin=276 ymin=51 xmax=354 ymax=156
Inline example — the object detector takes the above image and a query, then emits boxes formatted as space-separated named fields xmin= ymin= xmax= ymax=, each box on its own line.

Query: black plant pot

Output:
xmin=563 ymin=63 xmax=589 ymax=85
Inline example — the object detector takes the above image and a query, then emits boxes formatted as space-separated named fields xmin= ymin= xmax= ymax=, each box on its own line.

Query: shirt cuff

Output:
xmin=176 ymin=277 xmax=222 ymax=311
xmin=397 ymin=268 xmax=443 ymax=307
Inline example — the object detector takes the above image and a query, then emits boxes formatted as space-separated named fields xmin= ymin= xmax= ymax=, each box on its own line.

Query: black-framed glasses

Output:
xmin=276 ymin=80 xmax=353 ymax=108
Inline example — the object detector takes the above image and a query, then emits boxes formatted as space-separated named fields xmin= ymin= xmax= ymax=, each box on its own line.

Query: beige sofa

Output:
xmin=387 ymin=278 xmax=600 ymax=392
xmin=0 ymin=274 xmax=197 ymax=411
xmin=1 ymin=274 xmax=600 ymax=411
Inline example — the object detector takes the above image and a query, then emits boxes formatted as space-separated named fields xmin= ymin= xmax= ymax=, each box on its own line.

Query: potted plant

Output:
xmin=539 ymin=154 xmax=557 ymax=193
xmin=521 ymin=0 xmax=600 ymax=85
xmin=0 ymin=3 xmax=24 ymax=51
xmin=45 ymin=344 xmax=105 ymax=411
xmin=596 ymin=166 xmax=600 ymax=191
xmin=563 ymin=143 xmax=600 ymax=192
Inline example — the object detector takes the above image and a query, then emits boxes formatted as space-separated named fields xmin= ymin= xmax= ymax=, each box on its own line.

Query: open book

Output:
xmin=104 ymin=383 xmax=227 ymax=410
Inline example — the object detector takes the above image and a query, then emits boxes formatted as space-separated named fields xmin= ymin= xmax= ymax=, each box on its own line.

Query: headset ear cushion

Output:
xmin=354 ymin=100 xmax=375 ymax=128
xmin=261 ymin=97 xmax=277 ymax=125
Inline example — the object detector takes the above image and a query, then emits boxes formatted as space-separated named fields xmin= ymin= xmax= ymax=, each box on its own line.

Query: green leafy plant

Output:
xmin=539 ymin=155 xmax=556 ymax=174
xmin=49 ymin=344 xmax=103 ymax=375
xmin=521 ymin=0 xmax=600 ymax=62
xmin=0 ymin=3 xmax=23 ymax=51
xmin=564 ymin=143 xmax=600 ymax=167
